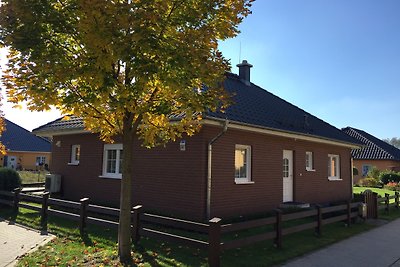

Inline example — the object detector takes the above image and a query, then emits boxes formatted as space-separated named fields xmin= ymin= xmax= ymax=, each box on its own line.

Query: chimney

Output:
xmin=236 ymin=60 xmax=253 ymax=85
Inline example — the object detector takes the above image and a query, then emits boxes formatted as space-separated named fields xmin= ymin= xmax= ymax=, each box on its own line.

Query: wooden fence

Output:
xmin=363 ymin=190 xmax=399 ymax=219
xmin=0 ymin=189 xmax=367 ymax=267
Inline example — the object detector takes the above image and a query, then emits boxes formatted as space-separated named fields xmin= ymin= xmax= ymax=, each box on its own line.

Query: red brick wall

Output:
xmin=202 ymin=126 xmax=352 ymax=219
xmin=51 ymin=132 xmax=207 ymax=219
xmin=51 ymin=125 xmax=352 ymax=221
xmin=353 ymin=159 xmax=400 ymax=183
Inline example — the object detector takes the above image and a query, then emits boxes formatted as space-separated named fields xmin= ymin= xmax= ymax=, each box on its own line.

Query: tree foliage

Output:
xmin=0 ymin=0 xmax=253 ymax=262
xmin=383 ymin=137 xmax=400 ymax=149
xmin=0 ymin=95 xmax=5 ymax=155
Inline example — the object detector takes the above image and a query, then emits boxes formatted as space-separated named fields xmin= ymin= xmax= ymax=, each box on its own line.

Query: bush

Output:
xmin=358 ymin=177 xmax=381 ymax=188
xmin=383 ymin=182 xmax=400 ymax=191
xmin=367 ymin=166 xmax=381 ymax=180
xmin=0 ymin=168 xmax=21 ymax=191
xmin=379 ymin=170 xmax=400 ymax=185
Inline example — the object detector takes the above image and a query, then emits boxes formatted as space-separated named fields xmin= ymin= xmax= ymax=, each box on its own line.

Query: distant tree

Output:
xmin=383 ymin=137 xmax=400 ymax=149
xmin=0 ymin=98 xmax=5 ymax=155
xmin=0 ymin=0 xmax=253 ymax=263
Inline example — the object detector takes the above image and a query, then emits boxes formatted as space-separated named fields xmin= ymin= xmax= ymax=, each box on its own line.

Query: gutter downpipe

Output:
xmin=207 ymin=120 xmax=229 ymax=220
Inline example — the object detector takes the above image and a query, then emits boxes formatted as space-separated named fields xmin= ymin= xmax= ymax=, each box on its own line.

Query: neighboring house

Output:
xmin=342 ymin=127 xmax=400 ymax=183
xmin=0 ymin=119 xmax=51 ymax=170
xmin=33 ymin=61 xmax=361 ymax=221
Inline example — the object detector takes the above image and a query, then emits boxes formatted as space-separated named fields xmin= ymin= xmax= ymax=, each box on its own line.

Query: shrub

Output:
xmin=358 ymin=177 xmax=381 ymax=188
xmin=353 ymin=167 xmax=359 ymax=176
xmin=380 ymin=170 xmax=400 ymax=185
xmin=0 ymin=168 xmax=21 ymax=191
xmin=383 ymin=182 xmax=400 ymax=191
xmin=366 ymin=166 xmax=380 ymax=180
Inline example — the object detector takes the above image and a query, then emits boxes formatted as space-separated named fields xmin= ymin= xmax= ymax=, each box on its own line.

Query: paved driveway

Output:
xmin=282 ymin=219 xmax=400 ymax=267
xmin=0 ymin=219 xmax=54 ymax=267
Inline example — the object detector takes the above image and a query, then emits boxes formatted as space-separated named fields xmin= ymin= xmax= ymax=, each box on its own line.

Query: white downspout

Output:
xmin=207 ymin=120 xmax=229 ymax=219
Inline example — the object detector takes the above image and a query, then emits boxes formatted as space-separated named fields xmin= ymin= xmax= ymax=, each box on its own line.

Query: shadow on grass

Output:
xmin=3 ymin=206 xmax=400 ymax=267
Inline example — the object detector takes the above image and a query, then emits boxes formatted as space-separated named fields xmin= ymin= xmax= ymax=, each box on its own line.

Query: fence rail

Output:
xmin=1 ymin=188 xmax=383 ymax=267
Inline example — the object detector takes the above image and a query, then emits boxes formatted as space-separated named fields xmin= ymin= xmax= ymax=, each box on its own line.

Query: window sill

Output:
xmin=99 ymin=175 xmax=122 ymax=179
xmin=235 ymin=180 xmax=255 ymax=185
xmin=328 ymin=177 xmax=342 ymax=181
xmin=68 ymin=162 xmax=79 ymax=166
xmin=306 ymin=169 xmax=316 ymax=172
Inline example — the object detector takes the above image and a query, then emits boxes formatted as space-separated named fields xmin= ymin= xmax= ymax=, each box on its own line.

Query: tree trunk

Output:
xmin=118 ymin=114 xmax=135 ymax=263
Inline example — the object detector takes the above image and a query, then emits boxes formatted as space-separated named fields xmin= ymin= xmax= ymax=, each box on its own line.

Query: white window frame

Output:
xmin=234 ymin=144 xmax=253 ymax=184
xmin=101 ymin=144 xmax=123 ymax=179
xmin=328 ymin=154 xmax=341 ymax=181
xmin=36 ymin=156 xmax=46 ymax=165
xmin=69 ymin=144 xmax=80 ymax=165
xmin=305 ymin=151 xmax=315 ymax=171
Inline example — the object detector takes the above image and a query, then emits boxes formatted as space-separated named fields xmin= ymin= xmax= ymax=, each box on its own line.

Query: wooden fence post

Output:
xmin=79 ymin=198 xmax=89 ymax=235
xmin=131 ymin=205 xmax=142 ymax=244
xmin=385 ymin=193 xmax=390 ymax=213
xmin=41 ymin=192 xmax=50 ymax=232
xmin=13 ymin=188 xmax=21 ymax=213
xmin=395 ymin=191 xmax=399 ymax=210
xmin=373 ymin=192 xmax=378 ymax=219
xmin=274 ymin=209 xmax=283 ymax=249
xmin=346 ymin=201 xmax=351 ymax=226
xmin=315 ymin=205 xmax=322 ymax=236
xmin=208 ymin=217 xmax=222 ymax=267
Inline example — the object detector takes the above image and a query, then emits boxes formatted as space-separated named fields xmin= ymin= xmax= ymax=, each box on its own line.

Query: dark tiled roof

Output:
xmin=33 ymin=116 xmax=85 ymax=134
xmin=1 ymin=119 xmax=51 ymax=152
xmin=33 ymin=73 xmax=360 ymax=146
xmin=207 ymin=73 xmax=360 ymax=145
xmin=342 ymin=127 xmax=400 ymax=160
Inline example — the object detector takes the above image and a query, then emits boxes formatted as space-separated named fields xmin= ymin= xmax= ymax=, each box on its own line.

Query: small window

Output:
xmin=328 ymin=154 xmax=341 ymax=180
xmin=36 ymin=156 xmax=46 ymax=166
xmin=362 ymin=165 xmax=371 ymax=177
xmin=235 ymin=145 xmax=251 ymax=183
xmin=305 ymin=151 xmax=314 ymax=171
xmin=70 ymin=145 xmax=80 ymax=165
xmin=102 ymin=144 xmax=123 ymax=178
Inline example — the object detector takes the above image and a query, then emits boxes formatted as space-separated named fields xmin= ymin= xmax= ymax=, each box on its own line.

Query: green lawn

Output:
xmin=0 ymin=205 xmax=392 ymax=267
xmin=353 ymin=186 xmax=396 ymax=197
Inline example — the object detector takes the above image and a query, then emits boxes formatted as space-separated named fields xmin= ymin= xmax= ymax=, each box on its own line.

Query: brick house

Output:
xmin=33 ymin=61 xmax=360 ymax=221
xmin=342 ymin=127 xmax=400 ymax=184
xmin=0 ymin=119 xmax=51 ymax=170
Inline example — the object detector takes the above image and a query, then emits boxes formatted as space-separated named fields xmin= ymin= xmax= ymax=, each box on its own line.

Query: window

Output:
xmin=70 ymin=145 xmax=80 ymax=165
xmin=36 ymin=156 xmax=46 ymax=166
xmin=305 ymin=151 xmax=314 ymax=171
xmin=234 ymin=145 xmax=252 ymax=183
xmin=328 ymin=154 xmax=341 ymax=180
xmin=283 ymin=158 xmax=289 ymax=177
xmin=102 ymin=144 xmax=123 ymax=178
xmin=362 ymin=165 xmax=371 ymax=177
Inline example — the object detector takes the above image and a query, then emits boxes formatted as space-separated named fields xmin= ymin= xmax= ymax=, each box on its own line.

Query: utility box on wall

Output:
xmin=45 ymin=173 xmax=62 ymax=193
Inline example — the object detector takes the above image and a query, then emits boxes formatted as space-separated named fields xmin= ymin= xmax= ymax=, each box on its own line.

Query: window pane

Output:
xmin=235 ymin=148 xmax=247 ymax=179
xmin=283 ymin=158 xmax=289 ymax=177
xmin=107 ymin=150 xmax=117 ymax=173
xmin=332 ymin=157 xmax=337 ymax=176
xmin=119 ymin=150 xmax=123 ymax=174
xmin=75 ymin=146 xmax=80 ymax=161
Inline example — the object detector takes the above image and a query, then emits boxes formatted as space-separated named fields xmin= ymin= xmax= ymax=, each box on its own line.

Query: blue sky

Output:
xmin=1 ymin=0 xmax=399 ymax=139
xmin=220 ymin=0 xmax=400 ymax=139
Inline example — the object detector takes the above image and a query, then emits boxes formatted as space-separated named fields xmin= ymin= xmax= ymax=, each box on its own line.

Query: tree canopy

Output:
xmin=383 ymin=137 xmax=400 ymax=149
xmin=0 ymin=0 xmax=253 ymax=262
xmin=1 ymin=0 xmax=252 ymax=145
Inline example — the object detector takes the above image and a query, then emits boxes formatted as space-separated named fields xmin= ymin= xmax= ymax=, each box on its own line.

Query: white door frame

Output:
xmin=283 ymin=150 xmax=294 ymax=202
